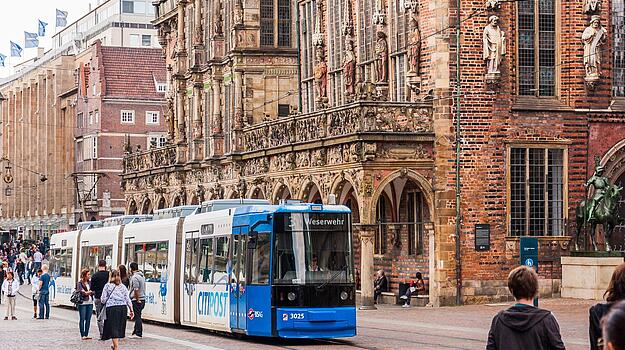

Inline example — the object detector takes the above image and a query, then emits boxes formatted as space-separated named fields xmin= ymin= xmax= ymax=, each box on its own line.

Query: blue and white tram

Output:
xmin=181 ymin=202 xmax=356 ymax=338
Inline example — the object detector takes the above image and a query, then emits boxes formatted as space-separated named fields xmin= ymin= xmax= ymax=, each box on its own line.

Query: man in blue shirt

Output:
xmin=38 ymin=264 xmax=51 ymax=319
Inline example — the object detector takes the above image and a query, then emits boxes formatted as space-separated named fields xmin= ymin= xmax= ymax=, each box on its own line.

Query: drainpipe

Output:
xmin=455 ymin=0 xmax=462 ymax=306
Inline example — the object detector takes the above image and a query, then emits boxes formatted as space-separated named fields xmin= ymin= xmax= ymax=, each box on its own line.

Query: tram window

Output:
xmin=184 ymin=238 xmax=200 ymax=283
xmin=250 ymin=234 xmax=270 ymax=284
xmin=198 ymin=238 xmax=213 ymax=283
xmin=213 ymin=236 xmax=229 ymax=284
xmin=49 ymin=248 xmax=73 ymax=278
xmin=81 ymin=245 xmax=113 ymax=274
xmin=126 ymin=242 xmax=168 ymax=282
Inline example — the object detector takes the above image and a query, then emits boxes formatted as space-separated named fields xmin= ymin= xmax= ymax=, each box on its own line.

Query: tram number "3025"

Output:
xmin=282 ymin=313 xmax=305 ymax=321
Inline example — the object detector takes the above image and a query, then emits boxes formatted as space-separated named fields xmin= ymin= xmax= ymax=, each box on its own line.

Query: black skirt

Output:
xmin=102 ymin=305 xmax=127 ymax=340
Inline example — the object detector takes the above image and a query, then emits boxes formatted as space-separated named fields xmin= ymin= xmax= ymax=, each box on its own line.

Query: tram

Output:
xmin=48 ymin=200 xmax=356 ymax=339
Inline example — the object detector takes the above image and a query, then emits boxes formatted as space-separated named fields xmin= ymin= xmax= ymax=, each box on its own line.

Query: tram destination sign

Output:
xmin=475 ymin=224 xmax=490 ymax=251
xmin=284 ymin=213 xmax=349 ymax=231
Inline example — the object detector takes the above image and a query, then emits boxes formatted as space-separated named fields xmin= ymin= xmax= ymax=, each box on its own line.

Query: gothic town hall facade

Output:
xmin=122 ymin=0 xmax=625 ymax=305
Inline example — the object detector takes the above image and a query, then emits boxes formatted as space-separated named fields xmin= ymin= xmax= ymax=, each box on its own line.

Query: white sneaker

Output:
xmin=400 ymin=295 xmax=408 ymax=300
xmin=128 ymin=335 xmax=141 ymax=339
xmin=403 ymin=304 xmax=411 ymax=308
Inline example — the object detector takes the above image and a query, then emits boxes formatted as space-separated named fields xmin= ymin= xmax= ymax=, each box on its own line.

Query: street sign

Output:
xmin=475 ymin=224 xmax=490 ymax=251
xmin=520 ymin=237 xmax=539 ymax=307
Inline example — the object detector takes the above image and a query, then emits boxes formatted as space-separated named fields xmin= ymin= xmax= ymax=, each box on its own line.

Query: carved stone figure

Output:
xmin=234 ymin=0 xmax=244 ymax=26
xmin=343 ymin=39 xmax=357 ymax=97
xmin=374 ymin=32 xmax=388 ymax=83
xmin=214 ymin=4 xmax=224 ymax=36
xmin=582 ymin=16 xmax=607 ymax=87
xmin=584 ymin=0 xmax=601 ymax=14
xmin=483 ymin=15 xmax=506 ymax=81
xmin=407 ymin=15 xmax=421 ymax=75
xmin=314 ymin=48 xmax=328 ymax=105
xmin=485 ymin=0 xmax=501 ymax=10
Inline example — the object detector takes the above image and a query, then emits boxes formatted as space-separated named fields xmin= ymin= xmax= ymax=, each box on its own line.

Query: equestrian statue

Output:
xmin=575 ymin=157 xmax=623 ymax=251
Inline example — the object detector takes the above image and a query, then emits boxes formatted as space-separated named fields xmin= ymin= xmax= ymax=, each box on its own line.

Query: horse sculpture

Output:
xmin=575 ymin=184 xmax=623 ymax=251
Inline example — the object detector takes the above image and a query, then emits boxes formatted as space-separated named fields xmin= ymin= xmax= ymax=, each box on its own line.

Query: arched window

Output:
xmin=614 ymin=0 xmax=625 ymax=96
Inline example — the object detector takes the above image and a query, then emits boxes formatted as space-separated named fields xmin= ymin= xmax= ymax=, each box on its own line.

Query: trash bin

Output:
xmin=397 ymin=282 xmax=409 ymax=305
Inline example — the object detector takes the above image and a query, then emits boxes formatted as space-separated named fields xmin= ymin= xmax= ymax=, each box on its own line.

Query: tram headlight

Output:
xmin=340 ymin=291 xmax=349 ymax=301
xmin=287 ymin=292 xmax=297 ymax=301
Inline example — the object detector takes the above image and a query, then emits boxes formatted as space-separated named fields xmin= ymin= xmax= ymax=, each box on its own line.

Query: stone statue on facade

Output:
xmin=485 ymin=0 xmax=502 ymax=10
xmin=575 ymin=157 xmax=623 ymax=251
xmin=584 ymin=0 xmax=601 ymax=14
xmin=483 ymin=15 xmax=505 ymax=84
xmin=343 ymin=39 xmax=356 ymax=98
xmin=582 ymin=16 xmax=607 ymax=88
xmin=314 ymin=48 xmax=329 ymax=107
xmin=407 ymin=15 xmax=421 ymax=75
xmin=374 ymin=32 xmax=388 ymax=84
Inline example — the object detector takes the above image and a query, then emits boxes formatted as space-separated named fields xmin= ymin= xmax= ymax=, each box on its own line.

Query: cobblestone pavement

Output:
xmin=2 ymin=290 xmax=594 ymax=350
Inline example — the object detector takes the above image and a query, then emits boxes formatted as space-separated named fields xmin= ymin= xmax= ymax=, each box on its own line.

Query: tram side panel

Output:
xmin=49 ymin=230 xmax=81 ymax=307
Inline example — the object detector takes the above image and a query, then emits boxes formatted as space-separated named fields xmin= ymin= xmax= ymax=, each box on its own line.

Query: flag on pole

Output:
xmin=24 ymin=32 xmax=39 ymax=48
xmin=0 ymin=53 xmax=6 ymax=67
xmin=38 ymin=20 xmax=48 ymax=37
xmin=56 ymin=9 xmax=68 ymax=27
xmin=10 ymin=41 xmax=22 ymax=57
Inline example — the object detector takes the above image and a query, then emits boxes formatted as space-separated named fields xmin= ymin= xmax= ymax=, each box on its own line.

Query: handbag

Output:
xmin=70 ymin=289 xmax=83 ymax=305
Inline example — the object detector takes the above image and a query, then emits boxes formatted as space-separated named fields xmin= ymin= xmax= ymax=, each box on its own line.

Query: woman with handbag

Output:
xmin=100 ymin=269 xmax=134 ymax=350
xmin=31 ymin=269 xmax=42 ymax=318
xmin=77 ymin=268 xmax=95 ymax=340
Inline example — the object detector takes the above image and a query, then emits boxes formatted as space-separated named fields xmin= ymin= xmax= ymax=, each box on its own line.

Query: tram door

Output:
xmin=183 ymin=231 xmax=199 ymax=324
xmin=229 ymin=229 xmax=248 ymax=330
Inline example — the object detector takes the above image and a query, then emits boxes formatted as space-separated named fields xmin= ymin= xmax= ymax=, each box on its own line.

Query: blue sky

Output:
xmin=0 ymin=0 xmax=92 ymax=77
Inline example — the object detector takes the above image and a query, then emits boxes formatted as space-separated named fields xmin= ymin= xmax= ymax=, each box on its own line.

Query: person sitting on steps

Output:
xmin=400 ymin=272 xmax=425 ymax=308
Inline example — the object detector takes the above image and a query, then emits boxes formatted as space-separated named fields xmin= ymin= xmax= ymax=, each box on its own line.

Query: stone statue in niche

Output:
xmin=485 ymin=0 xmax=501 ymax=10
xmin=584 ymin=0 xmax=601 ymax=14
xmin=407 ymin=15 xmax=421 ymax=75
xmin=582 ymin=15 xmax=607 ymax=88
xmin=313 ymin=48 xmax=329 ymax=106
xmin=374 ymin=31 xmax=389 ymax=83
xmin=483 ymin=15 xmax=505 ymax=84
xmin=343 ymin=38 xmax=357 ymax=98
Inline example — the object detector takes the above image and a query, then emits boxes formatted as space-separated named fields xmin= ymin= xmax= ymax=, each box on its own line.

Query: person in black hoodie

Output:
xmin=590 ymin=262 xmax=625 ymax=350
xmin=486 ymin=266 xmax=565 ymax=350
xmin=602 ymin=300 xmax=625 ymax=350
xmin=90 ymin=260 xmax=110 ymax=340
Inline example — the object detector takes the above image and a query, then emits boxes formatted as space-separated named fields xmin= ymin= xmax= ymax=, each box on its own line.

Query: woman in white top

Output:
xmin=31 ymin=269 xmax=41 ymax=318
xmin=101 ymin=269 xmax=134 ymax=350
xmin=1 ymin=271 xmax=19 ymax=320
xmin=77 ymin=268 xmax=95 ymax=340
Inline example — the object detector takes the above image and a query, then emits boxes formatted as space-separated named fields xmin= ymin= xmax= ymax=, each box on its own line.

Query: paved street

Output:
xmin=3 ymin=290 xmax=593 ymax=350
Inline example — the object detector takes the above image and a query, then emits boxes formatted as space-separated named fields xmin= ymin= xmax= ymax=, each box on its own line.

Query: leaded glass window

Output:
xmin=261 ymin=0 xmax=291 ymax=47
xmin=614 ymin=0 xmax=625 ymax=96
xmin=299 ymin=0 xmax=316 ymax=112
xmin=517 ymin=0 xmax=556 ymax=96
xmin=358 ymin=0 xmax=375 ymax=81
xmin=278 ymin=0 xmax=291 ymax=46
xmin=509 ymin=147 xmax=565 ymax=236
xmin=328 ymin=0 xmax=344 ymax=107
xmin=260 ymin=0 xmax=274 ymax=46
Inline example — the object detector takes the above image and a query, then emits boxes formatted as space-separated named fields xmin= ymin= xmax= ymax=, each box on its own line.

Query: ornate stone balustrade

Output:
xmin=123 ymin=144 xmax=178 ymax=174
xmin=243 ymin=101 xmax=433 ymax=153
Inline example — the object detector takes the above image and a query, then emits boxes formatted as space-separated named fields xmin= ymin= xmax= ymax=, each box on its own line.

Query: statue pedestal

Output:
xmin=561 ymin=254 xmax=625 ymax=300
xmin=585 ymin=74 xmax=600 ymax=89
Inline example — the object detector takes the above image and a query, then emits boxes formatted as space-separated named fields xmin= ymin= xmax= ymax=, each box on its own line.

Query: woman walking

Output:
xmin=31 ymin=269 xmax=42 ymax=318
xmin=77 ymin=268 xmax=95 ymax=340
xmin=1 ymin=271 xmax=19 ymax=320
xmin=101 ymin=269 xmax=134 ymax=350
xmin=118 ymin=264 xmax=130 ymax=289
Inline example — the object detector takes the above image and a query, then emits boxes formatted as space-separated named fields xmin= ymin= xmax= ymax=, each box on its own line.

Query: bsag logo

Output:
xmin=248 ymin=308 xmax=263 ymax=320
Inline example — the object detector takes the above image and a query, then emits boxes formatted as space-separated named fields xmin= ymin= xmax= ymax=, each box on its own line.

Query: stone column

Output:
xmin=357 ymin=224 xmax=377 ymax=310
xmin=209 ymin=79 xmax=223 ymax=157
xmin=232 ymin=70 xmax=244 ymax=152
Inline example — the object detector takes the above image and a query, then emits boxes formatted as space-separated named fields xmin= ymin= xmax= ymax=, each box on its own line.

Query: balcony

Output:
xmin=243 ymin=101 xmax=433 ymax=153
xmin=123 ymin=144 xmax=179 ymax=174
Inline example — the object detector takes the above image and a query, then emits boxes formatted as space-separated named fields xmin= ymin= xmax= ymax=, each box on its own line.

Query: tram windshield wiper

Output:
xmin=315 ymin=267 xmax=346 ymax=290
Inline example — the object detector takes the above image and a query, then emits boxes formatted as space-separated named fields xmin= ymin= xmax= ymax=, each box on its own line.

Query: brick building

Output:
xmin=122 ymin=0 xmax=625 ymax=305
xmin=74 ymin=41 xmax=166 ymax=220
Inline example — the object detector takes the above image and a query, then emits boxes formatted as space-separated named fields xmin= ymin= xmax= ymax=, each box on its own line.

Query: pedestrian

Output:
xmin=101 ymin=269 xmax=134 ymax=350
xmin=400 ymin=272 xmax=426 ymax=308
xmin=129 ymin=262 xmax=146 ymax=339
xmin=33 ymin=249 xmax=43 ymax=272
xmin=1 ymin=271 xmax=19 ymax=320
xmin=0 ymin=263 xmax=5 ymax=305
xmin=15 ymin=258 xmax=24 ymax=285
xmin=373 ymin=270 xmax=388 ymax=304
xmin=486 ymin=266 xmax=565 ymax=350
xmin=601 ymin=300 xmax=625 ymax=350
xmin=118 ymin=264 xmax=130 ymax=289
xmin=38 ymin=264 xmax=51 ymax=319
xmin=590 ymin=262 xmax=625 ymax=350
xmin=31 ymin=269 xmax=41 ymax=319
xmin=91 ymin=259 xmax=110 ymax=340
xmin=26 ymin=256 xmax=34 ymax=284
xmin=77 ymin=268 xmax=95 ymax=340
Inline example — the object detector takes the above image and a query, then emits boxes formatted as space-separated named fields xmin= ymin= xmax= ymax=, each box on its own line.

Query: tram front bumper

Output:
xmin=275 ymin=307 xmax=356 ymax=338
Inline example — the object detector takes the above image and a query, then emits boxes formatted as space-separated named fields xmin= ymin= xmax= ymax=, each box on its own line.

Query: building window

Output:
xmin=614 ymin=0 xmax=625 ymax=96
xmin=142 ymin=35 xmax=151 ymax=46
xmin=89 ymin=112 xmax=94 ymax=125
xmin=156 ymin=83 xmax=167 ymax=92
xmin=518 ymin=0 xmax=556 ymax=96
xmin=146 ymin=111 xmax=159 ymax=124
xmin=122 ymin=0 xmax=134 ymax=13
xmin=76 ymin=140 xmax=84 ymax=162
xmin=148 ymin=134 xmax=167 ymax=149
xmin=393 ymin=55 xmax=407 ymax=101
xmin=278 ymin=104 xmax=290 ymax=117
xmin=83 ymin=137 xmax=97 ymax=160
xmin=375 ymin=196 xmax=388 ymax=255
xmin=407 ymin=191 xmax=424 ymax=255
xmin=328 ymin=0 xmax=344 ymax=107
xmin=121 ymin=110 xmax=135 ymax=124
xmin=358 ymin=0 xmax=376 ymax=82
xmin=94 ymin=110 xmax=99 ymax=123
xmin=130 ymin=34 xmax=140 ymax=46
xmin=77 ymin=112 xmax=84 ymax=129
xmin=260 ymin=0 xmax=274 ymax=46
xmin=277 ymin=0 xmax=291 ymax=47
xmin=299 ymin=0 xmax=316 ymax=113
xmin=509 ymin=147 xmax=565 ymax=236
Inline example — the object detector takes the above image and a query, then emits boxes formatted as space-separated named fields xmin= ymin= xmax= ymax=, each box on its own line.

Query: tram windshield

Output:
xmin=273 ymin=212 xmax=353 ymax=285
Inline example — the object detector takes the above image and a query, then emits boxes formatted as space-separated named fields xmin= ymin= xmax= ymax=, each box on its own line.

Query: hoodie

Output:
xmin=486 ymin=304 xmax=566 ymax=350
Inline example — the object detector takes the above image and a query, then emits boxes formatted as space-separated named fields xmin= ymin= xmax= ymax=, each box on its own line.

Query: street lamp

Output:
xmin=4 ymin=186 xmax=12 ymax=197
